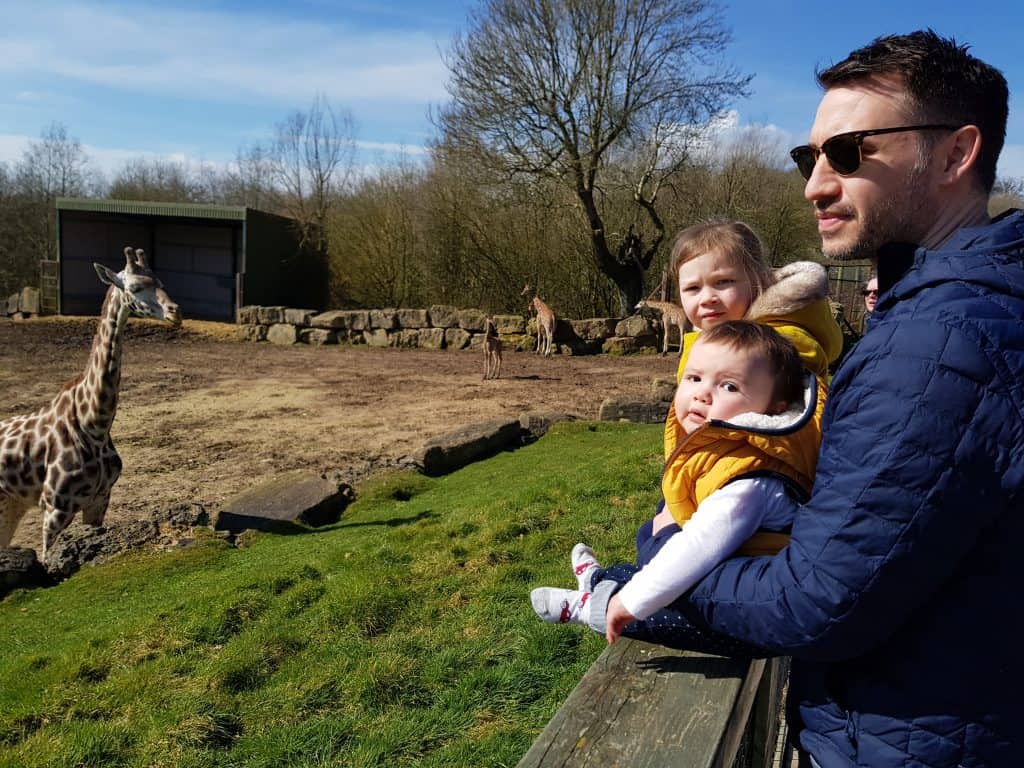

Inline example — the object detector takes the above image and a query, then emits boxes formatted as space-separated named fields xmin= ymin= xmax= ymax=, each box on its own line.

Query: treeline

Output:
xmin=0 ymin=119 xmax=823 ymax=317
xmin=4 ymin=118 xmax=1023 ymax=318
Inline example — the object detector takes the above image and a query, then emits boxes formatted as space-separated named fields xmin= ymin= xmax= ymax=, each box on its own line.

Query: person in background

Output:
xmin=862 ymin=274 xmax=878 ymax=314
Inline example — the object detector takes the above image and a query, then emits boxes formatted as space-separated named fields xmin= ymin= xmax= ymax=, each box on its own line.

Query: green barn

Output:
xmin=55 ymin=198 xmax=327 ymax=322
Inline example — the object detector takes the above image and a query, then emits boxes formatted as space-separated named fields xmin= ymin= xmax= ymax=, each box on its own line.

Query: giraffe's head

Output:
xmin=94 ymin=247 xmax=182 ymax=326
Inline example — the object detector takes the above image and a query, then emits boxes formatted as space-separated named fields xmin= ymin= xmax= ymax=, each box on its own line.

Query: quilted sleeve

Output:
xmin=686 ymin=317 xmax=1020 ymax=661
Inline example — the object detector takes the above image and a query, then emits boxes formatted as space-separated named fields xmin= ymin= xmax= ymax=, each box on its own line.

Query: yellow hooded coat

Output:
xmin=662 ymin=374 xmax=825 ymax=556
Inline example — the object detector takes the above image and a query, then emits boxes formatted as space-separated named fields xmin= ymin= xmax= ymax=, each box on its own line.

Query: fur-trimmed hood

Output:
xmin=748 ymin=261 xmax=830 ymax=320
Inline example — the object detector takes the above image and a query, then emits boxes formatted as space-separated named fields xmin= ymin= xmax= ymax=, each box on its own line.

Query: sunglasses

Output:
xmin=862 ymin=289 xmax=878 ymax=297
xmin=789 ymin=124 xmax=960 ymax=180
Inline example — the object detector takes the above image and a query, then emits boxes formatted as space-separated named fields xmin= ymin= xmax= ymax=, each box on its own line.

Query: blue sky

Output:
xmin=2 ymin=0 xmax=1023 ymax=181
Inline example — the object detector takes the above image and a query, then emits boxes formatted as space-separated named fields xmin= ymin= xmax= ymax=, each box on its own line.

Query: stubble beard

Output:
xmin=821 ymin=161 xmax=932 ymax=262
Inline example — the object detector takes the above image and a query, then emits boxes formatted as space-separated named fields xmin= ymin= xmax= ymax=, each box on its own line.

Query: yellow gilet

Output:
xmin=661 ymin=377 xmax=825 ymax=556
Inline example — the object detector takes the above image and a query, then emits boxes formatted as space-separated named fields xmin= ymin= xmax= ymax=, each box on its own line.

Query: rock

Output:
xmin=237 ymin=305 xmax=261 ymax=324
xmin=300 ymin=328 xmax=337 ymax=346
xmin=285 ymin=308 xmax=316 ymax=326
xmin=615 ymin=314 xmax=654 ymax=337
xmin=19 ymin=287 xmax=40 ymax=315
xmin=570 ymin=317 xmax=618 ymax=341
xmin=267 ymin=323 xmax=298 ymax=345
xmin=652 ymin=377 xmax=677 ymax=401
xmin=236 ymin=324 xmax=268 ymax=342
xmin=257 ymin=306 xmax=286 ymax=324
xmin=428 ymin=305 xmax=460 ymax=328
xmin=150 ymin=503 xmax=210 ymax=529
xmin=458 ymin=308 xmax=487 ymax=333
xmin=396 ymin=308 xmax=429 ymax=328
xmin=365 ymin=328 xmax=390 ymax=347
xmin=418 ymin=328 xmax=446 ymax=349
xmin=45 ymin=520 xmax=161 ymax=578
xmin=493 ymin=314 xmax=526 ymax=334
xmin=0 ymin=547 xmax=50 ymax=594
xmin=310 ymin=310 xmax=350 ymax=329
xmin=393 ymin=329 xmax=419 ymax=348
xmin=344 ymin=311 xmax=371 ymax=331
xmin=597 ymin=396 xmax=668 ymax=424
xmin=503 ymin=333 xmax=534 ymax=352
xmin=519 ymin=411 xmax=577 ymax=440
xmin=445 ymin=328 xmax=471 ymax=350
xmin=369 ymin=308 xmax=398 ymax=330
xmin=412 ymin=419 xmax=524 ymax=477
xmin=602 ymin=336 xmax=641 ymax=355
xmin=214 ymin=471 xmax=355 ymax=535
xmin=6 ymin=294 xmax=18 ymax=315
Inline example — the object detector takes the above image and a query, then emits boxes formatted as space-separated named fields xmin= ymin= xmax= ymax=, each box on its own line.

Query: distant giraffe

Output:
xmin=482 ymin=317 xmax=503 ymax=380
xmin=0 ymin=246 xmax=181 ymax=561
xmin=636 ymin=300 xmax=689 ymax=357
xmin=522 ymin=284 xmax=556 ymax=357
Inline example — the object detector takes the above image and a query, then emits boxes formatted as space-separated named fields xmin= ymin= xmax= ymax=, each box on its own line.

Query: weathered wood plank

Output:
xmin=517 ymin=638 xmax=760 ymax=768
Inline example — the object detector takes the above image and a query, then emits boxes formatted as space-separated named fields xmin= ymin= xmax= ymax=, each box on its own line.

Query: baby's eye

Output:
xmin=683 ymin=374 xmax=700 ymax=383
xmin=681 ymin=284 xmax=699 ymax=293
xmin=715 ymin=278 xmax=735 ymax=287
xmin=721 ymin=382 xmax=740 ymax=393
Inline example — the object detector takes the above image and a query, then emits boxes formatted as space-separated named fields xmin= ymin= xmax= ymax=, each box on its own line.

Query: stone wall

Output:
xmin=235 ymin=305 xmax=663 ymax=356
xmin=2 ymin=287 xmax=42 ymax=320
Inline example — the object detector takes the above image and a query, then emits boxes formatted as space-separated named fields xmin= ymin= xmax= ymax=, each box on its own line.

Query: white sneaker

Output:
xmin=571 ymin=542 xmax=601 ymax=591
xmin=531 ymin=587 xmax=592 ymax=625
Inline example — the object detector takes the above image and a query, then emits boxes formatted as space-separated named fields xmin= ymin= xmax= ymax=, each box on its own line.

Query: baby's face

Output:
xmin=675 ymin=339 xmax=781 ymax=433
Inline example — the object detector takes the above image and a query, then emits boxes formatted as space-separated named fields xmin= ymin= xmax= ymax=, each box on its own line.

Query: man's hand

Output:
xmin=605 ymin=594 xmax=638 ymax=644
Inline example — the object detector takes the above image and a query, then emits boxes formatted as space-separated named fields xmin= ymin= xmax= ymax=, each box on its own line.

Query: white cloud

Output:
xmin=683 ymin=110 xmax=798 ymax=169
xmin=0 ymin=2 xmax=451 ymax=107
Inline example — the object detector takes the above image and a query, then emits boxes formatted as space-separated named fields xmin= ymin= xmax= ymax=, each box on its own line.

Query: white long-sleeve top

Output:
xmin=616 ymin=476 xmax=798 ymax=620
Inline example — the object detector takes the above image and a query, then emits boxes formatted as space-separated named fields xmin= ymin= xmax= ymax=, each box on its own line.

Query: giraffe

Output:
xmin=482 ymin=316 xmax=502 ymax=380
xmin=0 ymin=246 xmax=181 ymax=562
xmin=635 ymin=299 xmax=690 ymax=357
xmin=521 ymin=284 xmax=556 ymax=356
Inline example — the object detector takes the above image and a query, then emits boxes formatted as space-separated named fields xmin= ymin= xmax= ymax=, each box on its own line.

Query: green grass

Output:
xmin=0 ymin=422 xmax=663 ymax=767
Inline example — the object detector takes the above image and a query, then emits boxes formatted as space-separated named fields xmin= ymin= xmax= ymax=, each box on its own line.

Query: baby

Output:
xmin=532 ymin=320 xmax=823 ymax=649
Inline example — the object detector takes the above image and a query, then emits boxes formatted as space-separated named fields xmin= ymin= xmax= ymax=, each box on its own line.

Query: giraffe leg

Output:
xmin=0 ymin=497 xmax=30 ymax=548
xmin=40 ymin=496 xmax=75 ymax=561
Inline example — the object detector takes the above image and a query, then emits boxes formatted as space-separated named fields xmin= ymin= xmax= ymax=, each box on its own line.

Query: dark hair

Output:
xmin=816 ymin=29 xmax=1008 ymax=192
xmin=698 ymin=320 xmax=805 ymax=406
xmin=669 ymin=219 xmax=775 ymax=304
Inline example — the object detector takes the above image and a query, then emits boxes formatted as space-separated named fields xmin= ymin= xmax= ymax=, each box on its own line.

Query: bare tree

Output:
xmin=15 ymin=122 xmax=92 ymax=262
xmin=268 ymin=94 xmax=357 ymax=255
xmin=436 ymin=0 xmax=750 ymax=312
xmin=107 ymin=157 xmax=210 ymax=202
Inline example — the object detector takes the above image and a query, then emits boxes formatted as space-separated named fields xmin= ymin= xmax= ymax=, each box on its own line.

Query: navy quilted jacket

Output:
xmin=687 ymin=210 xmax=1024 ymax=768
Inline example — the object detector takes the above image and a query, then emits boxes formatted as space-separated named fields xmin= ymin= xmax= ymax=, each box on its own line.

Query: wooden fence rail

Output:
xmin=518 ymin=638 xmax=789 ymax=768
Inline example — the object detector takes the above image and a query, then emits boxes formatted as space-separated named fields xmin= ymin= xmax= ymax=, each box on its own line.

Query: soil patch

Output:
xmin=0 ymin=316 xmax=677 ymax=554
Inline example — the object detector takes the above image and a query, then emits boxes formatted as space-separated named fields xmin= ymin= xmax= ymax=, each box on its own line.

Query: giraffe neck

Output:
xmin=73 ymin=285 xmax=130 ymax=437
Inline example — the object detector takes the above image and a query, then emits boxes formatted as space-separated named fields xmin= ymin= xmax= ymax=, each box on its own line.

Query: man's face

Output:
xmin=674 ymin=339 xmax=783 ymax=434
xmin=804 ymin=77 xmax=939 ymax=261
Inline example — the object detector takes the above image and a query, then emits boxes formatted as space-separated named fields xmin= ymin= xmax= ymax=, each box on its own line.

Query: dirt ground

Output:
xmin=0 ymin=316 xmax=678 ymax=553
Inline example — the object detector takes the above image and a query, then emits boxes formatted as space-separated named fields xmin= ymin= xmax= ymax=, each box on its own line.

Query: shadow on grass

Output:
xmin=335 ymin=510 xmax=439 ymax=529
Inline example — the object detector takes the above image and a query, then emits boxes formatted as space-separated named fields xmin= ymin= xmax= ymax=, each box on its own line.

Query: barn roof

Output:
xmin=57 ymin=198 xmax=250 ymax=221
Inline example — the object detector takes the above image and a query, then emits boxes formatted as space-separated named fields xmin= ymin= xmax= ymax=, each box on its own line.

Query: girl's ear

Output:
xmin=94 ymin=263 xmax=124 ymax=288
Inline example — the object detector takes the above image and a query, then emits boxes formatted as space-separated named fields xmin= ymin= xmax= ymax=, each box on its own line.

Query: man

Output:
xmin=683 ymin=31 xmax=1024 ymax=767
xmin=862 ymin=275 xmax=878 ymax=315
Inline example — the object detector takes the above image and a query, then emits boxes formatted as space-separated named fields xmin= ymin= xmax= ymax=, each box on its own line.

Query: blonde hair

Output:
xmin=669 ymin=219 xmax=775 ymax=306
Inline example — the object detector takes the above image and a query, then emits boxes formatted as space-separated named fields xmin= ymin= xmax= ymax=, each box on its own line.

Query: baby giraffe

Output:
xmin=482 ymin=316 xmax=502 ymax=380
xmin=521 ymin=284 xmax=557 ymax=356
xmin=0 ymin=246 xmax=181 ymax=562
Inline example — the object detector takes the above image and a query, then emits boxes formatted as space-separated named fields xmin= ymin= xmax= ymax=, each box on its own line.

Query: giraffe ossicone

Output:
xmin=0 ymin=246 xmax=181 ymax=564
